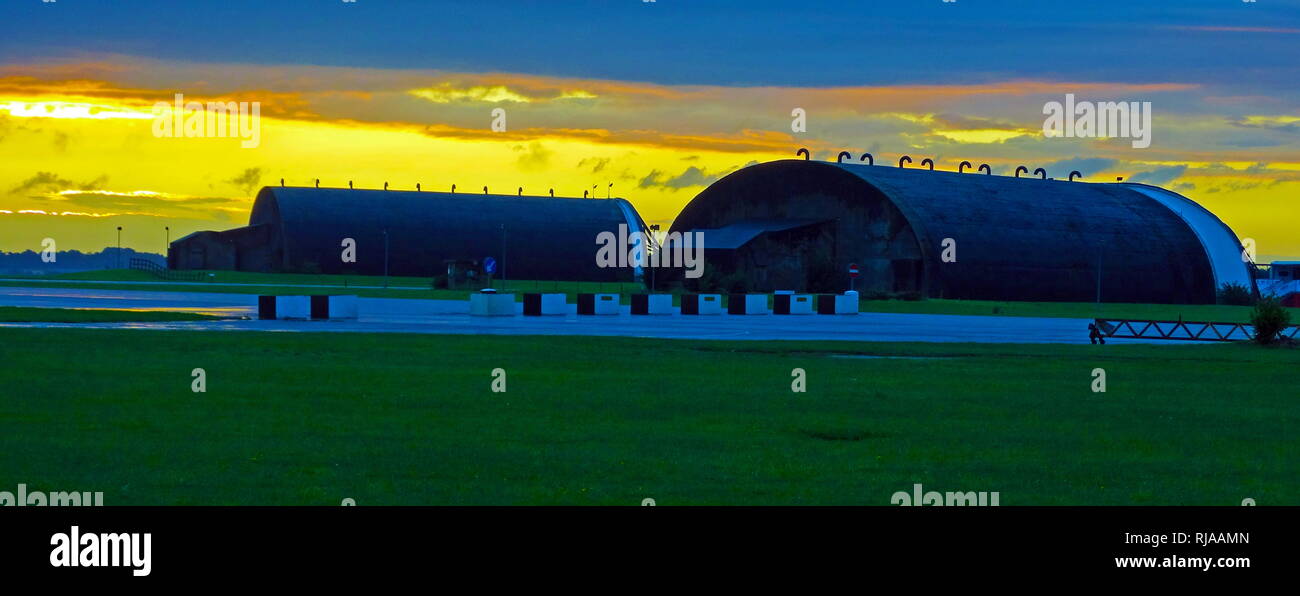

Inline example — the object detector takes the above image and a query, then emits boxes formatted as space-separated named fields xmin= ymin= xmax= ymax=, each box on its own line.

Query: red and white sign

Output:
xmin=848 ymin=263 xmax=860 ymax=277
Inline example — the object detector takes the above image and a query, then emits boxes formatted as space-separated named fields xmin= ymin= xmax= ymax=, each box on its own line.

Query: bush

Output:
xmin=860 ymin=289 xmax=923 ymax=301
xmin=1250 ymin=297 xmax=1291 ymax=345
xmin=804 ymin=249 xmax=838 ymax=293
xmin=718 ymin=271 xmax=749 ymax=294
xmin=692 ymin=262 xmax=722 ymax=293
xmin=1217 ymin=282 xmax=1254 ymax=306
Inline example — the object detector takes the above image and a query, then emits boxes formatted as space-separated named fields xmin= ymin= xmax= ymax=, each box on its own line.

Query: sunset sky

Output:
xmin=1 ymin=0 xmax=1297 ymax=261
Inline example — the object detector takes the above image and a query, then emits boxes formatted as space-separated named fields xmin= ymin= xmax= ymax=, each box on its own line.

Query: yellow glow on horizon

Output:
xmin=0 ymin=99 xmax=155 ymax=120
xmin=409 ymin=85 xmax=537 ymax=104
xmin=932 ymin=129 xmax=1031 ymax=144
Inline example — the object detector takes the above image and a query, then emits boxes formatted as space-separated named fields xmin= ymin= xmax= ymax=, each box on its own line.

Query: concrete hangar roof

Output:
xmin=245 ymin=186 xmax=648 ymax=280
xmin=668 ymin=159 xmax=1252 ymax=303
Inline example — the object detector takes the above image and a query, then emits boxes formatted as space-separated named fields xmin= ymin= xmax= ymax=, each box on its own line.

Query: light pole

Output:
xmin=165 ymin=226 xmax=170 ymax=267
xmin=116 ymin=226 xmax=122 ymax=269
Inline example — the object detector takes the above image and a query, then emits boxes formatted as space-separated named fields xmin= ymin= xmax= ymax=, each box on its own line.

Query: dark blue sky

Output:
xmin=4 ymin=0 xmax=1298 ymax=88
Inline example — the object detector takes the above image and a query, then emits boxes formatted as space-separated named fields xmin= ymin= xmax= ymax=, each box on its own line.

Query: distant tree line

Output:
xmin=0 ymin=248 xmax=164 ymax=274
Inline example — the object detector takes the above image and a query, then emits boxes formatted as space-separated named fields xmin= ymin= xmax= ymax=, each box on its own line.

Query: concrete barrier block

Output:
xmin=816 ymin=294 xmax=858 ymax=315
xmin=327 ymin=295 xmax=359 ymax=320
xmin=647 ymin=294 xmax=673 ymax=315
xmin=728 ymin=293 xmax=769 ymax=314
xmin=258 ymin=295 xmax=277 ymax=320
xmin=631 ymin=294 xmax=674 ymax=315
xmin=834 ymin=294 xmax=859 ymax=315
xmin=682 ymin=294 xmax=722 ymax=315
xmin=781 ymin=294 xmax=814 ymax=315
xmin=697 ymin=294 xmax=723 ymax=315
xmin=276 ymin=295 xmax=311 ymax=320
xmin=540 ymin=293 xmax=567 ymax=315
xmin=470 ymin=292 xmax=516 ymax=316
xmin=523 ymin=293 xmax=567 ymax=316
xmin=593 ymin=293 xmax=620 ymax=315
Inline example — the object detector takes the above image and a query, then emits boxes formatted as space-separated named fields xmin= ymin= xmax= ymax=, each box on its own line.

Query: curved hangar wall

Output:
xmin=667 ymin=159 xmax=1251 ymax=304
xmin=174 ymin=187 xmax=647 ymax=281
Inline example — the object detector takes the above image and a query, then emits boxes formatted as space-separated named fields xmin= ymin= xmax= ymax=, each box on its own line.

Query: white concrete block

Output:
xmin=328 ymin=295 xmax=359 ymax=320
xmin=470 ymin=293 xmax=517 ymax=316
xmin=647 ymin=294 xmax=673 ymax=315
xmin=593 ymin=293 xmax=620 ymax=315
xmin=834 ymin=294 xmax=859 ymax=315
xmin=277 ymin=295 xmax=311 ymax=320
xmin=698 ymin=294 xmax=723 ymax=315
xmin=540 ymin=293 xmax=567 ymax=315
xmin=789 ymin=294 xmax=815 ymax=315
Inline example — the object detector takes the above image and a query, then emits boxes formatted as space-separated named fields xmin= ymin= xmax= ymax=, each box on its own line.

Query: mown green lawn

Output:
xmin=0 ymin=328 xmax=1294 ymax=505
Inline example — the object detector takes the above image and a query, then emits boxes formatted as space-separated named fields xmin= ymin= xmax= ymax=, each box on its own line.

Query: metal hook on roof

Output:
xmin=920 ymin=158 xmax=935 ymax=171
xmin=549 ymin=188 xmax=554 ymax=197
xmin=518 ymin=187 xmax=523 ymax=196
xmin=1033 ymin=168 xmax=1047 ymax=180
xmin=483 ymin=186 xmax=488 ymax=195
xmin=1014 ymin=166 xmax=1029 ymax=178
xmin=837 ymin=151 xmax=851 ymax=163
xmin=348 ymin=180 xmax=353 ymax=189
xmin=979 ymin=164 xmax=991 ymax=175
xmin=384 ymin=182 xmax=389 ymax=190
xmin=315 ymin=179 xmax=320 ymax=188
xmin=898 ymin=155 xmax=912 ymax=168
xmin=796 ymin=148 xmax=810 ymax=160
xmin=958 ymin=161 xmax=972 ymax=173
xmin=416 ymin=183 xmax=421 ymax=192
xmin=860 ymin=153 xmax=874 ymax=165
xmin=1069 ymin=171 xmax=1082 ymax=181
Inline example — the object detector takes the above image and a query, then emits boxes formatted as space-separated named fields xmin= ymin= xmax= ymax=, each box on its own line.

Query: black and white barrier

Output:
xmin=576 ymin=293 xmax=620 ymax=315
xmin=816 ymin=291 xmax=859 ymax=315
xmin=773 ymin=291 xmax=815 ymax=315
xmin=727 ymin=293 xmax=769 ymax=315
xmin=680 ymin=294 xmax=723 ymax=315
xmin=258 ymin=295 xmax=358 ymax=320
xmin=523 ymin=293 xmax=567 ymax=316
xmin=630 ymin=294 xmax=673 ymax=315
xmin=469 ymin=289 xmax=517 ymax=316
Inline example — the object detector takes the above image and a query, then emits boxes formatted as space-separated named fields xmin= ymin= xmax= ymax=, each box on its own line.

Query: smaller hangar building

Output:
xmin=169 ymin=186 xmax=649 ymax=281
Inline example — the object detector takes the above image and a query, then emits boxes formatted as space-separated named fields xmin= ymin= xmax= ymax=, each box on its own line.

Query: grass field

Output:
xmin=0 ymin=327 xmax=1294 ymax=505
xmin=5 ymin=269 xmax=1296 ymax=323
xmin=0 ymin=306 xmax=218 ymax=323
